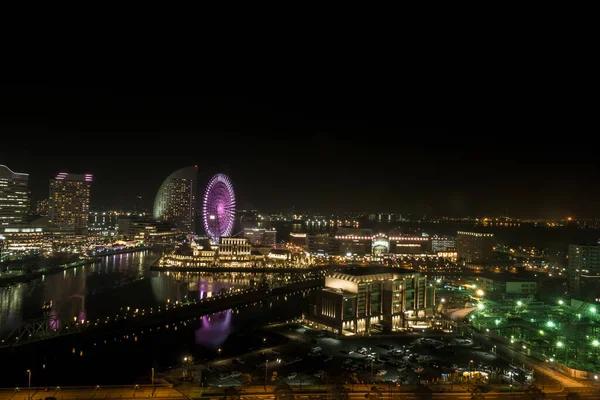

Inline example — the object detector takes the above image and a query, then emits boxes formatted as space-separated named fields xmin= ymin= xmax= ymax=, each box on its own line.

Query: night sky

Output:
xmin=1 ymin=84 xmax=597 ymax=218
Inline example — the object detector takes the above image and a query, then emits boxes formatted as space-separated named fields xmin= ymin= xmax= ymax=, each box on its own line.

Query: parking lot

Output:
xmin=174 ymin=323 xmax=534 ymax=389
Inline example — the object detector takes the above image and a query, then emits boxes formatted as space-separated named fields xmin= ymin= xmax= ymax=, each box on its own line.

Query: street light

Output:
xmin=264 ymin=359 xmax=268 ymax=390
xmin=558 ymin=300 xmax=564 ymax=305
xmin=517 ymin=301 xmax=523 ymax=306
xmin=26 ymin=370 xmax=31 ymax=400
xmin=546 ymin=321 xmax=555 ymax=328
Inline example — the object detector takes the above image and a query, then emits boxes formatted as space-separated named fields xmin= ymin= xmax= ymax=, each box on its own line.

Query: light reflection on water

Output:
xmin=195 ymin=310 xmax=233 ymax=348
xmin=0 ymin=250 xmax=250 ymax=337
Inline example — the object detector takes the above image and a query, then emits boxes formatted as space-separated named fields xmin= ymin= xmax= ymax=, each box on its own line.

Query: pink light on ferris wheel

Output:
xmin=202 ymin=173 xmax=236 ymax=243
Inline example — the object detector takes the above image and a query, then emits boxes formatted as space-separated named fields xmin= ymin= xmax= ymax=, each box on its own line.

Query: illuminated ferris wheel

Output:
xmin=202 ymin=173 xmax=236 ymax=243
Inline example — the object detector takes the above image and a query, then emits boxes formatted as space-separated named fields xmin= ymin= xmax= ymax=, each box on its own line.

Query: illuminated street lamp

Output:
xmin=26 ymin=370 xmax=31 ymax=400
xmin=546 ymin=321 xmax=555 ymax=328
xmin=477 ymin=303 xmax=484 ymax=310
xmin=517 ymin=301 xmax=523 ymax=307
xmin=558 ymin=300 xmax=564 ymax=305
xmin=590 ymin=306 xmax=597 ymax=314
xmin=593 ymin=340 xmax=599 ymax=347
xmin=556 ymin=341 xmax=564 ymax=348
xmin=476 ymin=289 xmax=485 ymax=297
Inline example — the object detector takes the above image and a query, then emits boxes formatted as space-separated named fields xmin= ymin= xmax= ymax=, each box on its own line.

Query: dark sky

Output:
xmin=0 ymin=84 xmax=597 ymax=218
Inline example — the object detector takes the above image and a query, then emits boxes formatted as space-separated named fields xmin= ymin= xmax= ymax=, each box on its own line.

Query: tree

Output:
xmin=414 ymin=384 xmax=433 ymax=400
xmin=222 ymin=387 xmax=240 ymax=400
xmin=365 ymin=386 xmax=383 ymax=400
xmin=274 ymin=382 xmax=294 ymax=400
xmin=350 ymin=372 xmax=359 ymax=387
xmin=241 ymin=373 xmax=252 ymax=386
xmin=469 ymin=385 xmax=485 ymax=400
xmin=330 ymin=384 xmax=349 ymax=400
xmin=522 ymin=386 xmax=546 ymax=400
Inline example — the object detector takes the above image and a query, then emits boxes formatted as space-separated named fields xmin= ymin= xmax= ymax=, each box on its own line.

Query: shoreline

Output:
xmin=0 ymin=246 xmax=154 ymax=286
xmin=0 ymin=258 xmax=100 ymax=286
xmin=150 ymin=264 xmax=323 ymax=273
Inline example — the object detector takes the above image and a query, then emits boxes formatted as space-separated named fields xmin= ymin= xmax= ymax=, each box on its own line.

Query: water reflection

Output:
xmin=195 ymin=310 xmax=233 ymax=348
xmin=0 ymin=251 xmax=263 ymax=338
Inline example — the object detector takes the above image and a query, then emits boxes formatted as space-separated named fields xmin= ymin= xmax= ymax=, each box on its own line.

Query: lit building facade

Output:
xmin=307 ymin=234 xmax=340 ymax=256
xmin=306 ymin=269 xmax=435 ymax=335
xmin=35 ymin=199 xmax=49 ymax=216
xmin=431 ymin=235 xmax=455 ymax=252
xmin=389 ymin=236 xmax=431 ymax=254
xmin=479 ymin=275 xmax=537 ymax=294
xmin=336 ymin=227 xmax=373 ymax=256
xmin=0 ymin=164 xmax=29 ymax=227
xmin=0 ymin=227 xmax=46 ymax=255
xmin=48 ymin=172 xmax=92 ymax=230
xmin=218 ymin=238 xmax=252 ymax=266
xmin=568 ymin=244 xmax=600 ymax=298
xmin=456 ymin=231 xmax=494 ymax=263
xmin=153 ymin=166 xmax=197 ymax=233
xmin=289 ymin=232 xmax=307 ymax=248
xmin=243 ymin=228 xmax=276 ymax=247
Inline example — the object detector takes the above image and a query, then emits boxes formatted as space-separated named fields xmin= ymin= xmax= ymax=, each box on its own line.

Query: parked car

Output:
xmin=379 ymin=344 xmax=394 ymax=350
xmin=377 ymin=369 xmax=387 ymax=376
xmin=218 ymin=373 xmax=231 ymax=380
xmin=230 ymin=371 xmax=242 ymax=378
xmin=287 ymin=372 xmax=298 ymax=379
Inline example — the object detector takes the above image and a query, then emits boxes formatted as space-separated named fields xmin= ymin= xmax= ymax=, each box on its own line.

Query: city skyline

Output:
xmin=2 ymin=84 xmax=598 ymax=218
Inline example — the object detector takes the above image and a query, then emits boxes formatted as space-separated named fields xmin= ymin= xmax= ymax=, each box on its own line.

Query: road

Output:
xmin=0 ymin=385 xmax=185 ymax=400
xmin=2 ymin=383 xmax=598 ymax=400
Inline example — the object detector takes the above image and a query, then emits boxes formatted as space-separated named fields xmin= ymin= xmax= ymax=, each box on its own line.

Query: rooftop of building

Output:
xmin=478 ymin=270 xmax=539 ymax=282
xmin=338 ymin=265 xmax=415 ymax=276
xmin=269 ymin=249 xmax=290 ymax=255
xmin=323 ymin=287 xmax=357 ymax=296
xmin=326 ymin=265 xmax=417 ymax=283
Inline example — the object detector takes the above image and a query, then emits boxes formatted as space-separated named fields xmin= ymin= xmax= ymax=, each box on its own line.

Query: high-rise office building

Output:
xmin=568 ymin=244 xmax=600 ymax=298
xmin=35 ymin=199 xmax=49 ymax=216
xmin=153 ymin=166 xmax=197 ymax=233
xmin=0 ymin=164 xmax=30 ymax=226
xmin=48 ymin=172 xmax=92 ymax=230
xmin=456 ymin=231 xmax=494 ymax=263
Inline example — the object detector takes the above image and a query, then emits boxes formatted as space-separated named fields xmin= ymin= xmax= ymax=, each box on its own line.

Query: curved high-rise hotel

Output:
xmin=153 ymin=166 xmax=197 ymax=233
